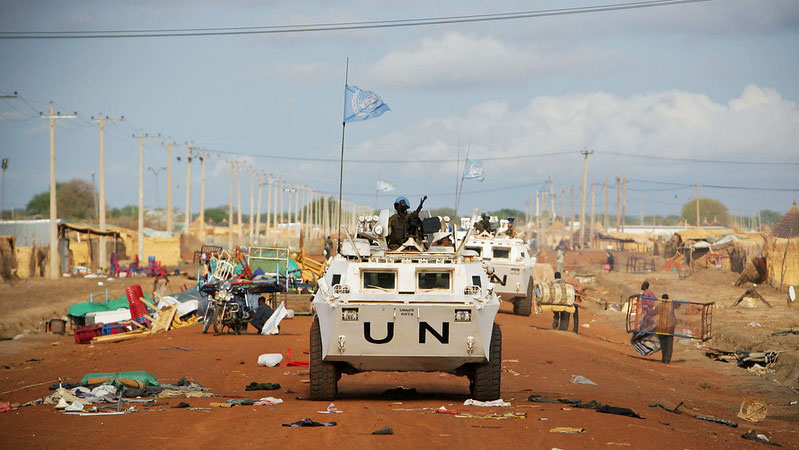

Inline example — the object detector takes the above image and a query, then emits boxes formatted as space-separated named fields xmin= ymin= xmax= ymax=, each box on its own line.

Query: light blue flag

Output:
xmin=464 ymin=159 xmax=484 ymax=182
xmin=344 ymin=85 xmax=390 ymax=123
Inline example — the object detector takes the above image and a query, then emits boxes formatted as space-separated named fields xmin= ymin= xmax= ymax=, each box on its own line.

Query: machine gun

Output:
xmin=407 ymin=195 xmax=428 ymax=240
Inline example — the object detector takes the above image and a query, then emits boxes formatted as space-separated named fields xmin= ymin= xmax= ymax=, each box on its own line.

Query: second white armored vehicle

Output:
xmin=310 ymin=210 xmax=501 ymax=401
xmin=463 ymin=216 xmax=536 ymax=316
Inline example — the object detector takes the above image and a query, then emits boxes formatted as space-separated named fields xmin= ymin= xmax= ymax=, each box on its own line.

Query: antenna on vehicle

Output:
xmin=336 ymin=57 xmax=349 ymax=253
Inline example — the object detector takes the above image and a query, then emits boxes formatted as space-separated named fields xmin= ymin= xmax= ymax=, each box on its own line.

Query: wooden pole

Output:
xmin=590 ymin=182 xmax=595 ymax=248
xmin=184 ymin=145 xmax=192 ymax=236
xmin=603 ymin=176 xmax=608 ymax=230
xmin=166 ymin=141 xmax=173 ymax=233
xmin=199 ymin=151 xmax=206 ymax=240
xmin=695 ymin=182 xmax=700 ymax=227
xmin=228 ymin=161 xmax=233 ymax=249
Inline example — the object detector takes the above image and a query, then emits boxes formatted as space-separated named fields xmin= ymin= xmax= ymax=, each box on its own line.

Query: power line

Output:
xmin=199 ymin=146 xmax=577 ymax=164
xmin=0 ymin=0 xmax=713 ymax=39
xmin=629 ymin=178 xmax=799 ymax=192
xmin=602 ymin=150 xmax=798 ymax=166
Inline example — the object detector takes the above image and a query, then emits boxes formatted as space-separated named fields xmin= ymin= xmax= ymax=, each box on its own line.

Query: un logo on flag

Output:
xmin=351 ymin=88 xmax=381 ymax=118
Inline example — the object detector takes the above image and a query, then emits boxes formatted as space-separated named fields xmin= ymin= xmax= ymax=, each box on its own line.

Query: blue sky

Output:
xmin=1 ymin=0 xmax=797 ymax=221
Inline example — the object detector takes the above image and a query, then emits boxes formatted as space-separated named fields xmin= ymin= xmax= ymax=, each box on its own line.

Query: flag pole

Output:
xmin=454 ymin=139 xmax=471 ymax=217
xmin=337 ymin=58 xmax=349 ymax=253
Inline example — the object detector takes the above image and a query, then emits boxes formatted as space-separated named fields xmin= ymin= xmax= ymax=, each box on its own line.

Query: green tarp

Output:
xmin=67 ymin=294 xmax=152 ymax=317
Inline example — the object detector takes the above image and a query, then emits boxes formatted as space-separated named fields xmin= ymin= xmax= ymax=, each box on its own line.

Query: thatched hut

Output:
xmin=766 ymin=202 xmax=799 ymax=289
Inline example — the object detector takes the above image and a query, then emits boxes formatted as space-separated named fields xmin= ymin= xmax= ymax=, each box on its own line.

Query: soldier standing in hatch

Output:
xmin=475 ymin=213 xmax=492 ymax=234
xmin=502 ymin=217 xmax=516 ymax=238
xmin=324 ymin=236 xmax=334 ymax=259
xmin=387 ymin=196 xmax=411 ymax=250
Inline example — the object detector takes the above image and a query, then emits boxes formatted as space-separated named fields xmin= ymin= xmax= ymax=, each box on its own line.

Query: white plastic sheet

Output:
xmin=257 ymin=353 xmax=283 ymax=367
xmin=260 ymin=301 xmax=287 ymax=335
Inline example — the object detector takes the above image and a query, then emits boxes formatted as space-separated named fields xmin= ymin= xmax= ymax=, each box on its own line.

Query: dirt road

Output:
xmin=1 ymin=288 xmax=797 ymax=449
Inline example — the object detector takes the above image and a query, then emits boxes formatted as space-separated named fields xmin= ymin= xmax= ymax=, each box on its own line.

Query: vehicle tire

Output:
xmin=310 ymin=315 xmax=337 ymax=401
xmin=201 ymin=307 xmax=214 ymax=334
xmin=471 ymin=323 xmax=501 ymax=401
xmin=514 ymin=278 xmax=534 ymax=317
xmin=213 ymin=305 xmax=225 ymax=334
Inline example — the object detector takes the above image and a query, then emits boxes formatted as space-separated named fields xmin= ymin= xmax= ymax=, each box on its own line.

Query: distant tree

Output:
xmin=110 ymin=205 xmax=138 ymax=219
xmin=758 ymin=209 xmax=783 ymax=226
xmin=488 ymin=208 xmax=526 ymax=221
xmin=26 ymin=179 xmax=96 ymax=219
xmin=204 ymin=207 xmax=228 ymax=225
xmin=680 ymin=198 xmax=730 ymax=226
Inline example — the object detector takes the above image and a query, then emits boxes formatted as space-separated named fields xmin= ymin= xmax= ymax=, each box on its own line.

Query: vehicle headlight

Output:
xmin=455 ymin=309 xmax=471 ymax=322
xmin=342 ymin=308 xmax=359 ymax=321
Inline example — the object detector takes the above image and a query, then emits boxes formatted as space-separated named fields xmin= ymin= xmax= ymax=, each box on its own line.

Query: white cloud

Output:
xmin=348 ymin=85 xmax=798 ymax=202
xmin=365 ymin=32 xmax=623 ymax=88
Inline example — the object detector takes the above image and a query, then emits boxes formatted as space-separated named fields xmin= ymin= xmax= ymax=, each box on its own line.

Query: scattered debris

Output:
xmin=454 ymin=412 xmax=526 ymax=420
xmin=747 ymin=322 xmax=762 ymax=327
xmin=741 ymin=429 xmax=781 ymax=447
xmin=371 ymin=426 xmax=393 ymax=435
xmin=569 ymin=375 xmax=597 ymax=385
xmin=464 ymin=399 xmax=511 ymax=407
xmin=254 ymin=397 xmax=283 ymax=406
xmin=317 ymin=403 xmax=342 ymax=414
xmin=649 ymin=402 xmax=737 ymax=428
xmin=738 ymin=398 xmax=768 ymax=423
xmin=597 ymin=405 xmax=643 ymax=419
xmin=245 ymin=382 xmax=281 ymax=391
xmin=257 ymin=354 xmax=283 ymax=367
xmin=549 ymin=427 xmax=585 ymax=434
xmin=282 ymin=418 xmax=337 ymax=427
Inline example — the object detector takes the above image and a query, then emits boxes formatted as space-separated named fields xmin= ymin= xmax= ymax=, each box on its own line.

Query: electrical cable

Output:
xmin=0 ymin=0 xmax=714 ymax=39
xmin=602 ymin=150 xmax=798 ymax=166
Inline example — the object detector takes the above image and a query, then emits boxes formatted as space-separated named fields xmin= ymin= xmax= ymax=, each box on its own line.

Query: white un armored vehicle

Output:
xmin=463 ymin=216 xmax=535 ymax=316
xmin=310 ymin=208 xmax=501 ymax=401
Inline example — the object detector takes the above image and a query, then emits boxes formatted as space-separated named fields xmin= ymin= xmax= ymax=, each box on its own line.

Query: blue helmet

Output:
xmin=394 ymin=196 xmax=410 ymax=210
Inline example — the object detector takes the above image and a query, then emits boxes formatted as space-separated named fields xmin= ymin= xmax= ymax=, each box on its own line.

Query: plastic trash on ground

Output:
xmin=569 ymin=375 xmax=597 ymax=385
xmin=464 ymin=398 xmax=511 ymax=407
xmin=257 ymin=353 xmax=283 ymax=367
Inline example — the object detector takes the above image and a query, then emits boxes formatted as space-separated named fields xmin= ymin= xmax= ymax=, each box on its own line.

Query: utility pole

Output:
xmin=199 ymin=151 xmax=206 ymax=240
xmin=615 ymin=174 xmax=621 ymax=232
xmin=1 ymin=158 xmax=8 ymax=220
xmin=236 ymin=162 xmax=242 ymax=244
xmin=41 ymin=104 xmax=76 ymax=279
xmin=134 ymin=133 xmax=153 ymax=263
xmin=92 ymin=115 xmax=122 ymax=273
xmin=590 ymin=182 xmax=596 ymax=248
xmin=621 ymin=176 xmax=628 ymax=233
xmin=249 ymin=169 xmax=255 ymax=243
xmin=228 ymin=160 xmax=234 ymax=249
xmin=0 ymin=92 xmax=16 ymax=220
xmin=579 ymin=148 xmax=592 ymax=248
xmin=695 ymin=182 xmax=700 ymax=227
xmin=183 ymin=144 xmax=194 ymax=236
xmin=561 ymin=188 xmax=566 ymax=230
xmin=549 ymin=175 xmax=555 ymax=228
xmin=255 ymin=174 xmax=263 ymax=243
xmin=603 ymin=176 xmax=608 ymax=229
xmin=265 ymin=177 xmax=272 ymax=243
xmin=165 ymin=141 xmax=174 ymax=233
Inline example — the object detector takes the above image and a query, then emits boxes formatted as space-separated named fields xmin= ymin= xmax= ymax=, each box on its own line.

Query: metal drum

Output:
xmin=535 ymin=281 xmax=575 ymax=306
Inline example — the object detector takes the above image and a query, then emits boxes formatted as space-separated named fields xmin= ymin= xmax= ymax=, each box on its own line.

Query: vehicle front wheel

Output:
xmin=471 ymin=323 xmax=501 ymax=401
xmin=309 ymin=315 xmax=338 ymax=400
xmin=201 ymin=307 xmax=215 ymax=334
